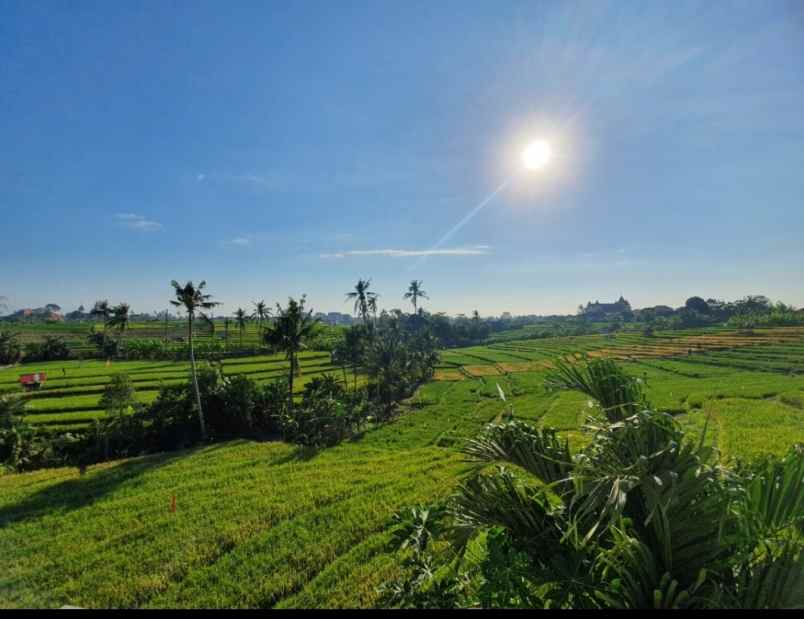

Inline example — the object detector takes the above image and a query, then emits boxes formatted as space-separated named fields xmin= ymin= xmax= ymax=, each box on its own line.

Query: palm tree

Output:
xmin=169 ymin=280 xmax=220 ymax=439
xmin=334 ymin=325 xmax=368 ymax=390
xmin=367 ymin=296 xmax=379 ymax=328
xmin=235 ymin=308 xmax=248 ymax=348
xmin=162 ymin=309 xmax=170 ymax=343
xmin=387 ymin=358 xmax=804 ymax=608
xmin=404 ymin=280 xmax=428 ymax=314
xmin=106 ymin=303 xmax=131 ymax=346
xmin=346 ymin=279 xmax=378 ymax=326
xmin=252 ymin=300 xmax=270 ymax=342
xmin=264 ymin=295 xmax=319 ymax=414
xmin=200 ymin=312 xmax=215 ymax=340
xmin=223 ymin=317 xmax=231 ymax=351
xmin=472 ymin=309 xmax=480 ymax=322
xmin=90 ymin=300 xmax=111 ymax=324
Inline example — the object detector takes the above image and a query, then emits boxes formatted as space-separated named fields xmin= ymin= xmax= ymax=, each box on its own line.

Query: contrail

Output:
xmin=408 ymin=175 xmax=514 ymax=272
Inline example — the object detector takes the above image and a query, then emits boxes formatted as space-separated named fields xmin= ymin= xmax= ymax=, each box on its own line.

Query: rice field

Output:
xmin=0 ymin=352 xmax=347 ymax=432
xmin=1 ymin=326 xmax=803 ymax=607
xmin=436 ymin=326 xmax=804 ymax=377
xmin=0 ymin=320 xmax=344 ymax=356
xmin=434 ymin=326 xmax=804 ymax=460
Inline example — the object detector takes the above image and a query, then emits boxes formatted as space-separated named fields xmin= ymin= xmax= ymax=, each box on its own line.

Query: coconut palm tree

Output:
xmin=264 ymin=295 xmax=319 ymax=414
xmin=169 ymin=280 xmax=220 ymax=439
xmin=367 ymin=295 xmax=379 ymax=328
xmin=334 ymin=325 xmax=368 ymax=390
xmin=346 ymin=279 xmax=378 ymax=326
xmin=472 ymin=309 xmax=480 ymax=322
xmin=106 ymin=303 xmax=131 ymax=346
xmin=251 ymin=300 xmax=270 ymax=342
xmin=90 ymin=300 xmax=111 ymax=324
xmin=223 ymin=317 xmax=231 ymax=351
xmin=404 ymin=280 xmax=428 ymax=314
xmin=235 ymin=308 xmax=248 ymax=348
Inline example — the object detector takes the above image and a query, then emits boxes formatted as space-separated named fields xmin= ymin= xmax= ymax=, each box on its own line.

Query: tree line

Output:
xmin=1 ymin=278 xmax=443 ymax=471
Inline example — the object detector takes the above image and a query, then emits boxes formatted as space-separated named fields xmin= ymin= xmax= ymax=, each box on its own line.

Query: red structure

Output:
xmin=19 ymin=372 xmax=47 ymax=390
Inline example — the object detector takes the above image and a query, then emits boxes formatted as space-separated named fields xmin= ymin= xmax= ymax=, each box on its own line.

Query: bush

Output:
xmin=23 ymin=336 xmax=70 ymax=362
xmin=364 ymin=322 xmax=438 ymax=420
xmin=87 ymin=327 xmax=119 ymax=358
xmin=276 ymin=375 xmax=368 ymax=447
xmin=0 ymin=331 xmax=22 ymax=365
xmin=1 ymin=394 xmax=80 ymax=472
xmin=204 ymin=374 xmax=284 ymax=437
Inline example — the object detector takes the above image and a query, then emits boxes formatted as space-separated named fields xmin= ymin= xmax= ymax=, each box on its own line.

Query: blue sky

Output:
xmin=2 ymin=0 xmax=803 ymax=317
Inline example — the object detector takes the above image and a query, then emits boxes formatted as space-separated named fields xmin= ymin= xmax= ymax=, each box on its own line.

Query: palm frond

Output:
xmin=731 ymin=538 xmax=804 ymax=608
xmin=545 ymin=357 xmax=648 ymax=422
xmin=734 ymin=444 xmax=804 ymax=540
xmin=463 ymin=420 xmax=573 ymax=492
xmin=449 ymin=467 xmax=565 ymax=557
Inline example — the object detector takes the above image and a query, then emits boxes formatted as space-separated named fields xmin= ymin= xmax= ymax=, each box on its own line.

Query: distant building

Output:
xmin=8 ymin=306 xmax=64 ymax=321
xmin=648 ymin=305 xmax=675 ymax=317
xmin=581 ymin=296 xmax=632 ymax=320
xmin=314 ymin=312 xmax=354 ymax=326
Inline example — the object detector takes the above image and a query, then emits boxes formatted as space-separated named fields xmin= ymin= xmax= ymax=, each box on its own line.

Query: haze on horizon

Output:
xmin=2 ymin=1 xmax=803 ymax=316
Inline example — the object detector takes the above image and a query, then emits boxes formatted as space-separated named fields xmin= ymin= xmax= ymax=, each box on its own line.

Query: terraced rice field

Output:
xmin=434 ymin=326 xmax=804 ymax=460
xmin=1 ymin=326 xmax=803 ymax=608
xmin=0 ymin=352 xmax=346 ymax=432
xmin=1 ymin=321 xmax=330 ymax=356
xmin=436 ymin=327 xmax=804 ymax=378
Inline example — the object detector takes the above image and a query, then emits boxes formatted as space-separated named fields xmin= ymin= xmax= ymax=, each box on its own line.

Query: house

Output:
xmin=7 ymin=304 xmax=64 ymax=322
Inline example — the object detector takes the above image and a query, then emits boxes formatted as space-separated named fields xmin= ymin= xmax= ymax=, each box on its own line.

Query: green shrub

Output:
xmin=204 ymin=374 xmax=283 ymax=437
xmin=1 ymin=393 xmax=80 ymax=472
xmin=276 ymin=376 xmax=367 ymax=447
xmin=23 ymin=335 xmax=70 ymax=362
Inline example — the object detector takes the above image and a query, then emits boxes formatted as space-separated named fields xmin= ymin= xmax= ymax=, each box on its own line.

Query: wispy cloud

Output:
xmin=321 ymin=246 xmax=492 ymax=259
xmin=230 ymin=236 xmax=250 ymax=246
xmin=115 ymin=213 xmax=163 ymax=232
xmin=196 ymin=172 xmax=279 ymax=189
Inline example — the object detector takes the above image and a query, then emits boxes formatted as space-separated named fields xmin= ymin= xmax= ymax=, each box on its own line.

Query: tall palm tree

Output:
xmin=264 ymin=296 xmax=319 ymax=414
xmin=251 ymin=300 xmax=270 ymax=342
xmin=106 ymin=303 xmax=131 ymax=346
xmin=169 ymin=280 xmax=220 ymax=439
xmin=346 ymin=278 xmax=378 ymax=326
xmin=403 ymin=280 xmax=428 ymax=314
xmin=338 ymin=326 xmax=367 ymax=390
xmin=472 ymin=309 xmax=480 ymax=322
xmin=162 ymin=309 xmax=171 ymax=343
xmin=367 ymin=295 xmax=379 ymax=328
xmin=235 ymin=308 xmax=248 ymax=348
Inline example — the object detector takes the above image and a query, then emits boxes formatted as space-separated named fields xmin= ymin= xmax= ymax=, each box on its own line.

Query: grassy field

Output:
xmin=1 ymin=326 xmax=803 ymax=607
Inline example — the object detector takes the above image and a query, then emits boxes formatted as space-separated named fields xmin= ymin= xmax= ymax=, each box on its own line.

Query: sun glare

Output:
xmin=522 ymin=140 xmax=552 ymax=170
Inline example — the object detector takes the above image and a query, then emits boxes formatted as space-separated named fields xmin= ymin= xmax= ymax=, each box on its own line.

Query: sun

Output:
xmin=521 ymin=140 xmax=552 ymax=170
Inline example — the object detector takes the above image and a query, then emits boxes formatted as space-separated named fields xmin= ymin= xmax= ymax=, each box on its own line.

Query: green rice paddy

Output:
xmin=1 ymin=326 xmax=803 ymax=607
